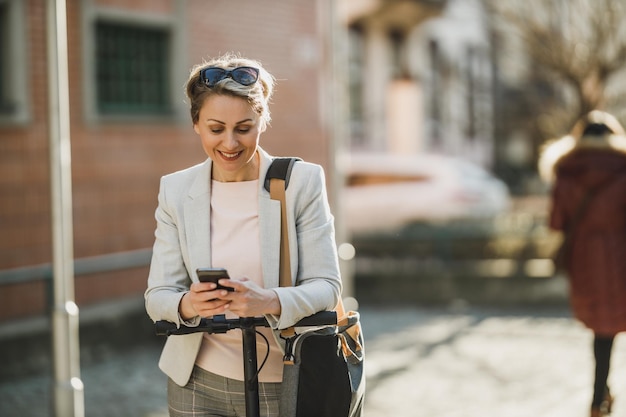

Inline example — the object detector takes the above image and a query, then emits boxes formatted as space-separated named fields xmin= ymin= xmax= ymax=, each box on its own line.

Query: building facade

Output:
xmin=0 ymin=0 xmax=339 ymax=322
xmin=341 ymin=0 xmax=495 ymax=167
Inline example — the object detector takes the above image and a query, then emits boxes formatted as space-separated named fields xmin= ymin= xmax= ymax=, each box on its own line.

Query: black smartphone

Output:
xmin=196 ymin=267 xmax=234 ymax=291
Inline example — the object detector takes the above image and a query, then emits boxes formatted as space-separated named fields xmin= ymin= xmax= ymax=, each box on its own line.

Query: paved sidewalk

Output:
xmin=362 ymin=305 xmax=625 ymax=417
xmin=1 ymin=304 xmax=625 ymax=417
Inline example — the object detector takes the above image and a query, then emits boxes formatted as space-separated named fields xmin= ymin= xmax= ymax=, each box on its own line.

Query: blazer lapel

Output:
xmin=184 ymin=160 xmax=212 ymax=277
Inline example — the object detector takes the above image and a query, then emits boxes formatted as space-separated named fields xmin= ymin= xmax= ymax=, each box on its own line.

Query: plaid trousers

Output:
xmin=167 ymin=366 xmax=281 ymax=417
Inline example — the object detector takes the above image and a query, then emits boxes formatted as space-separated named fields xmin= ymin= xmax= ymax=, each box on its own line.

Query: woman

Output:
xmin=539 ymin=110 xmax=626 ymax=417
xmin=145 ymin=53 xmax=342 ymax=417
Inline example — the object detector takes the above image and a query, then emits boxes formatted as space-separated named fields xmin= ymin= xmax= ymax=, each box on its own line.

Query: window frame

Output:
xmin=94 ymin=20 xmax=172 ymax=116
xmin=82 ymin=4 xmax=186 ymax=124
xmin=0 ymin=0 xmax=30 ymax=126
xmin=347 ymin=24 xmax=365 ymax=146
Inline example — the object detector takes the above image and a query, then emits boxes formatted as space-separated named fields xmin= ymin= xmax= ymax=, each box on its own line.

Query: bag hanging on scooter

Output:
xmin=279 ymin=310 xmax=364 ymax=417
xmin=265 ymin=157 xmax=365 ymax=417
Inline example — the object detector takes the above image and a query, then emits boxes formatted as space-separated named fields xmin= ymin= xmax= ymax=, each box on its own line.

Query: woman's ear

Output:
xmin=193 ymin=123 xmax=200 ymax=135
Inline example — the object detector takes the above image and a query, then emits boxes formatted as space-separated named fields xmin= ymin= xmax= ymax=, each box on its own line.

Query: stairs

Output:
xmin=351 ymin=210 xmax=568 ymax=306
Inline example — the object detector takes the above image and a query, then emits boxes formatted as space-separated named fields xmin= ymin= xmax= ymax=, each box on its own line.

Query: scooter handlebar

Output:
xmin=155 ymin=311 xmax=338 ymax=336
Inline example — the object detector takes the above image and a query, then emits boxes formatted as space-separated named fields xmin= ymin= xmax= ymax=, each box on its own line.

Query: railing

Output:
xmin=0 ymin=248 xmax=152 ymax=285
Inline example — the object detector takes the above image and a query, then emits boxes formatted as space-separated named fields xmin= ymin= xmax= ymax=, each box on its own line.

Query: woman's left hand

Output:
xmin=219 ymin=278 xmax=281 ymax=317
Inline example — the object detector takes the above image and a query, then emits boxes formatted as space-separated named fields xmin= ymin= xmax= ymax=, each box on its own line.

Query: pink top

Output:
xmin=194 ymin=179 xmax=284 ymax=382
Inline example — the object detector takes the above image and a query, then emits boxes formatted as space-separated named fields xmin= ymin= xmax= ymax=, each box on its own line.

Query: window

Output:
xmin=389 ymin=28 xmax=406 ymax=79
xmin=465 ymin=45 xmax=476 ymax=140
xmin=0 ymin=2 xmax=10 ymax=113
xmin=348 ymin=25 xmax=365 ymax=146
xmin=0 ymin=0 xmax=28 ymax=123
xmin=429 ymin=39 xmax=442 ymax=146
xmin=95 ymin=21 xmax=171 ymax=115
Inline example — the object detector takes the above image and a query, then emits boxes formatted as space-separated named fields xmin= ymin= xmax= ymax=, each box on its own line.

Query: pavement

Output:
xmin=2 ymin=303 xmax=625 ymax=417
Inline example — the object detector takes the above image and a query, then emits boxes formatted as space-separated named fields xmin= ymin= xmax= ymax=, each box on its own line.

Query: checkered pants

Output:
xmin=167 ymin=366 xmax=281 ymax=417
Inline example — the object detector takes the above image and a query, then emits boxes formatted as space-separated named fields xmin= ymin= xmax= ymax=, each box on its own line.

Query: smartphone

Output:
xmin=196 ymin=267 xmax=234 ymax=291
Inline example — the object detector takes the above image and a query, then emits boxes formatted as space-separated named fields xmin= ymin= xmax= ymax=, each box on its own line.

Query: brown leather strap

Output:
xmin=271 ymin=176 xmax=345 ymax=312
xmin=269 ymin=177 xmax=292 ymax=288
xmin=270 ymin=166 xmax=343 ymax=342
xmin=335 ymin=297 xmax=347 ymax=324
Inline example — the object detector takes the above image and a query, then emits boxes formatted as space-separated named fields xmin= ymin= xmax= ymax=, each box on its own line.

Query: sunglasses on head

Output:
xmin=200 ymin=66 xmax=260 ymax=87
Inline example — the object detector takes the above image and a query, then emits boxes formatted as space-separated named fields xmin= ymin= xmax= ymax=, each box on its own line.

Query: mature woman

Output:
xmin=540 ymin=110 xmax=626 ymax=417
xmin=145 ymin=53 xmax=341 ymax=417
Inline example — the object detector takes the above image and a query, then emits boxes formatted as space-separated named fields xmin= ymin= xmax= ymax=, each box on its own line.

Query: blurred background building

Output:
xmin=3 ymin=0 xmax=626 ymax=336
xmin=5 ymin=2 xmax=626 ymax=416
xmin=339 ymin=0 xmax=511 ymax=234
xmin=342 ymin=0 xmax=493 ymax=163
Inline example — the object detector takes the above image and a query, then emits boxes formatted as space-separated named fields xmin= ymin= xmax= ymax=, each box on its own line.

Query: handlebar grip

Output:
xmin=155 ymin=316 xmax=269 ymax=336
xmin=155 ymin=320 xmax=218 ymax=336
xmin=155 ymin=320 xmax=178 ymax=336
xmin=294 ymin=311 xmax=337 ymax=327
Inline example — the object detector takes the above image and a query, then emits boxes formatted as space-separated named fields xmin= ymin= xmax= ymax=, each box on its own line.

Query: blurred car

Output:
xmin=341 ymin=152 xmax=511 ymax=234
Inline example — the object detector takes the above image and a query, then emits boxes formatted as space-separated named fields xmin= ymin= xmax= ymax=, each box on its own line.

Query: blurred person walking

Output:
xmin=539 ymin=110 xmax=626 ymax=417
xmin=145 ymin=53 xmax=342 ymax=417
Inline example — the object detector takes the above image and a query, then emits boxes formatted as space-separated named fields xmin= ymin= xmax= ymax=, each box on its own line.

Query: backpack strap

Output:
xmin=265 ymin=157 xmax=300 ymax=288
xmin=266 ymin=157 xmax=347 ymax=344
xmin=263 ymin=157 xmax=300 ymax=192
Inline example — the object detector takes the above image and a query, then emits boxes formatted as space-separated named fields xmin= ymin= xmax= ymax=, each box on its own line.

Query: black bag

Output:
xmin=279 ymin=311 xmax=365 ymax=417
xmin=265 ymin=158 xmax=365 ymax=417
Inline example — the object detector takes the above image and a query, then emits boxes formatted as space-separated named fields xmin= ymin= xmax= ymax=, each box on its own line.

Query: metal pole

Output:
xmin=47 ymin=0 xmax=84 ymax=416
xmin=241 ymin=319 xmax=260 ymax=417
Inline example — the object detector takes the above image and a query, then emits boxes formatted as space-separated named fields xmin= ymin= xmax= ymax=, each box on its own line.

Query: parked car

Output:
xmin=341 ymin=153 xmax=511 ymax=234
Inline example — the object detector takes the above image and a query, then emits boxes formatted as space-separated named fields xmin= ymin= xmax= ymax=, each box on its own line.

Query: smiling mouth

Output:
xmin=219 ymin=150 xmax=242 ymax=160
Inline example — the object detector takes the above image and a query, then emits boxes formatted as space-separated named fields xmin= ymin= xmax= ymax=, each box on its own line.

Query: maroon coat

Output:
xmin=549 ymin=143 xmax=626 ymax=336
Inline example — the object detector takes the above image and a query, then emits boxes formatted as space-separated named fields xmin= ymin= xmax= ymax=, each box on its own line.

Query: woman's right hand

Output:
xmin=178 ymin=282 xmax=231 ymax=320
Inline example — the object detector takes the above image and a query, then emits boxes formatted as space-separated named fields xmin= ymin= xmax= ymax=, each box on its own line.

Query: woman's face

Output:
xmin=194 ymin=94 xmax=264 ymax=182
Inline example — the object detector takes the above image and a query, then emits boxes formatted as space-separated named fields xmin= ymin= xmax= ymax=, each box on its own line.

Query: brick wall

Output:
xmin=0 ymin=0 xmax=333 ymax=321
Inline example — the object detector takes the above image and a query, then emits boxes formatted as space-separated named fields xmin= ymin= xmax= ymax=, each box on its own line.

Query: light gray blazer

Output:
xmin=145 ymin=148 xmax=342 ymax=386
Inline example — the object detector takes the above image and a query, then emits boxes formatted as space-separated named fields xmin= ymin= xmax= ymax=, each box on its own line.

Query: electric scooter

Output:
xmin=156 ymin=311 xmax=337 ymax=417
